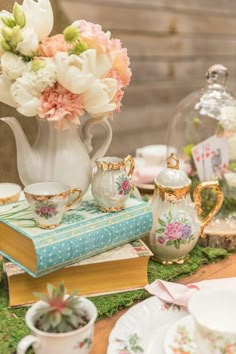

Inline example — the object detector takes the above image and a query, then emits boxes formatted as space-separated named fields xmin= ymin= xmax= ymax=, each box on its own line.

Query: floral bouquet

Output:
xmin=0 ymin=0 xmax=131 ymax=129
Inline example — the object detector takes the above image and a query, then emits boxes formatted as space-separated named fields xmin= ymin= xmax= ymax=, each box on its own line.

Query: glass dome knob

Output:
xmin=206 ymin=64 xmax=228 ymax=86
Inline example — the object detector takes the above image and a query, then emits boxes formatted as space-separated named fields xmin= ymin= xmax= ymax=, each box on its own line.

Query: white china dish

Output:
xmin=107 ymin=296 xmax=187 ymax=354
xmin=164 ymin=315 xmax=196 ymax=354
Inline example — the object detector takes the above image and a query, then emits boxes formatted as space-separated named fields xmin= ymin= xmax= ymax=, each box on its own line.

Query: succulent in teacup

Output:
xmin=33 ymin=283 xmax=90 ymax=333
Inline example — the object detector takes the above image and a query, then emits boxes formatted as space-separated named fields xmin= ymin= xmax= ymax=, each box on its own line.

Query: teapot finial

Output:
xmin=167 ymin=153 xmax=179 ymax=170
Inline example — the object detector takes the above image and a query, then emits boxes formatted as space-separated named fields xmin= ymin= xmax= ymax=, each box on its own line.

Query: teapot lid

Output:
xmin=155 ymin=154 xmax=191 ymax=189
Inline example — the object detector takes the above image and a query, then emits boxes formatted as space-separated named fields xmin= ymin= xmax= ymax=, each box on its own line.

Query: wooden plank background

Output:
xmin=0 ymin=0 xmax=236 ymax=183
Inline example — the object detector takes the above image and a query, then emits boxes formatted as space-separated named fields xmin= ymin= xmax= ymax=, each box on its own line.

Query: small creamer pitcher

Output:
xmin=146 ymin=153 xmax=223 ymax=264
xmin=91 ymin=155 xmax=135 ymax=212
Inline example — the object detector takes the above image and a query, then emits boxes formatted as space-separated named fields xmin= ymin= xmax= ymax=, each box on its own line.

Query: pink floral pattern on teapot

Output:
xmin=156 ymin=210 xmax=194 ymax=249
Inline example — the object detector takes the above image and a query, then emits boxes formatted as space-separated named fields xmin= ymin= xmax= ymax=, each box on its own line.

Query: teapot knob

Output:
xmin=167 ymin=153 xmax=179 ymax=170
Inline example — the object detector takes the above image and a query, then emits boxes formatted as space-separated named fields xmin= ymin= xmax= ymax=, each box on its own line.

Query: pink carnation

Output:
xmin=38 ymin=34 xmax=70 ymax=57
xmin=39 ymin=84 xmax=84 ymax=129
xmin=109 ymin=39 xmax=132 ymax=88
xmin=74 ymin=20 xmax=111 ymax=55
xmin=111 ymin=82 xmax=124 ymax=113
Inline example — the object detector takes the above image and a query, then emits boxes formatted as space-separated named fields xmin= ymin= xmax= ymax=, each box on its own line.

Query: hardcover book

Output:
xmin=4 ymin=239 xmax=152 ymax=307
xmin=0 ymin=198 xmax=153 ymax=277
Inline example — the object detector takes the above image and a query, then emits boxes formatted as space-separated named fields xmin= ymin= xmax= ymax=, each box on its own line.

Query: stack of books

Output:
xmin=0 ymin=198 xmax=153 ymax=307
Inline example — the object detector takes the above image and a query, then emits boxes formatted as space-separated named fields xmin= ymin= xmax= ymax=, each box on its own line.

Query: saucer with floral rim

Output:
xmin=164 ymin=314 xmax=197 ymax=354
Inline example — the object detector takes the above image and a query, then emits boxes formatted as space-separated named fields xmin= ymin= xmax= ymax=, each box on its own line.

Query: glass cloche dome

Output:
xmin=168 ymin=64 xmax=236 ymax=217
xmin=168 ymin=64 xmax=236 ymax=181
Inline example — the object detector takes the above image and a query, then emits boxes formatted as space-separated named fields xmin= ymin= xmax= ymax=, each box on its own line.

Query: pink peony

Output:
xmin=39 ymin=84 xmax=84 ymax=129
xmin=38 ymin=34 xmax=70 ymax=57
xmin=164 ymin=222 xmax=183 ymax=240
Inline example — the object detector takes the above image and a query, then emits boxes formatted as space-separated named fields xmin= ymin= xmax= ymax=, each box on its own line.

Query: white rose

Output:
xmin=55 ymin=52 xmax=95 ymax=94
xmin=16 ymin=26 xmax=39 ymax=57
xmin=0 ymin=75 xmax=17 ymax=107
xmin=1 ymin=52 xmax=29 ymax=80
xmin=22 ymin=0 xmax=53 ymax=41
xmin=82 ymin=78 xmax=117 ymax=117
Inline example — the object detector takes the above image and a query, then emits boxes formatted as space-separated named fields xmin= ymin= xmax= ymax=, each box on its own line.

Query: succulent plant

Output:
xmin=33 ymin=282 xmax=90 ymax=333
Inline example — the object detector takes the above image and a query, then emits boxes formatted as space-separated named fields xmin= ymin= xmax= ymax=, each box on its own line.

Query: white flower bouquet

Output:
xmin=0 ymin=0 xmax=131 ymax=129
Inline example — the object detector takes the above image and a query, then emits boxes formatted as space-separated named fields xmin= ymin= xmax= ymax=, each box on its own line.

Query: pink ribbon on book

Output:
xmin=145 ymin=278 xmax=236 ymax=307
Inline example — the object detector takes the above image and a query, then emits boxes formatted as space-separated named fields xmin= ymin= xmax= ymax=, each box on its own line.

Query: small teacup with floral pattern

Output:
xmin=24 ymin=182 xmax=82 ymax=229
xmin=188 ymin=288 xmax=236 ymax=354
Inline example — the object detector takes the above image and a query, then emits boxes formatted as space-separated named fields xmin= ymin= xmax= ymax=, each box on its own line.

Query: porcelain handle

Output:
xmin=17 ymin=335 xmax=40 ymax=354
xmin=82 ymin=117 xmax=112 ymax=162
xmin=193 ymin=181 xmax=224 ymax=238
xmin=124 ymin=155 xmax=135 ymax=179
xmin=65 ymin=188 xmax=82 ymax=210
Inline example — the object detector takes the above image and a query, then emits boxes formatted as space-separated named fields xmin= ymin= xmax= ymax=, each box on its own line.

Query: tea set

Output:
xmin=1 ymin=148 xmax=233 ymax=353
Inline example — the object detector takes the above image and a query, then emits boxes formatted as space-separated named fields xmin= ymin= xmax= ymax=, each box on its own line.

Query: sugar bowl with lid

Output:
xmin=146 ymin=153 xmax=223 ymax=264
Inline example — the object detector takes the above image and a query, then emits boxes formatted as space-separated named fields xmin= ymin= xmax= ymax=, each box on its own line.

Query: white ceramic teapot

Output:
xmin=1 ymin=116 xmax=112 ymax=197
xmin=147 ymin=154 xmax=223 ymax=264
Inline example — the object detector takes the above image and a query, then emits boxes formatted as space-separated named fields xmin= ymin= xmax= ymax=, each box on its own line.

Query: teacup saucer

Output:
xmin=164 ymin=315 xmax=197 ymax=354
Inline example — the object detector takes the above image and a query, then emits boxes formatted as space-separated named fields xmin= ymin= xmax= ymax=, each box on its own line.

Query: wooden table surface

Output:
xmin=90 ymin=253 xmax=236 ymax=354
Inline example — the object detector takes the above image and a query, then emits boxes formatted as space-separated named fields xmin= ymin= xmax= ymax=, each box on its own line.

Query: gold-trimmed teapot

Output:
xmin=146 ymin=153 xmax=223 ymax=264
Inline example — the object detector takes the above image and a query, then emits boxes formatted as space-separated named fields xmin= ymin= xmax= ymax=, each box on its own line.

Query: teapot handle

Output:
xmin=193 ymin=181 xmax=224 ymax=238
xmin=82 ymin=117 xmax=112 ymax=162
xmin=124 ymin=155 xmax=135 ymax=179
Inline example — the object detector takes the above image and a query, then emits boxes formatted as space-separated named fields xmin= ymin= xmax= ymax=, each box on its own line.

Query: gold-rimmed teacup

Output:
xmin=24 ymin=182 xmax=82 ymax=229
xmin=0 ymin=183 xmax=21 ymax=205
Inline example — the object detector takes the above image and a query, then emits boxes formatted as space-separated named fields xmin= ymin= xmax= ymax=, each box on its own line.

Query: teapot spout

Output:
xmin=1 ymin=117 xmax=38 ymax=184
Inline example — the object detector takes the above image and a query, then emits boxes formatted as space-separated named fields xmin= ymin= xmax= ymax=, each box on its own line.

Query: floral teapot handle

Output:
xmin=82 ymin=116 xmax=112 ymax=162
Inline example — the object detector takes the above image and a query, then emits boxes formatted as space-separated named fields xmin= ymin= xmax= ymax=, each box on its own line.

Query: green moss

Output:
xmin=0 ymin=245 xmax=230 ymax=353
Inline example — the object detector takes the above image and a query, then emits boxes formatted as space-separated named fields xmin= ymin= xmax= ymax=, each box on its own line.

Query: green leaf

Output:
xmin=158 ymin=218 xmax=166 ymax=227
xmin=174 ymin=239 xmax=181 ymax=249
xmin=184 ymin=144 xmax=194 ymax=158
xmin=50 ymin=312 xmax=61 ymax=328
xmin=156 ymin=228 xmax=165 ymax=233
xmin=166 ymin=240 xmax=174 ymax=246
xmin=32 ymin=292 xmax=50 ymax=303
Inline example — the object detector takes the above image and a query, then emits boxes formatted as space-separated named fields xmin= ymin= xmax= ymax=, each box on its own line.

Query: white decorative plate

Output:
xmin=164 ymin=315 xmax=197 ymax=354
xmin=107 ymin=296 xmax=187 ymax=354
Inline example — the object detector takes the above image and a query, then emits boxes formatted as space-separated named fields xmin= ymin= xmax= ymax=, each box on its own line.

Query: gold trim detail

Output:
xmin=96 ymin=155 xmax=135 ymax=174
xmin=99 ymin=205 xmax=125 ymax=213
xmin=0 ymin=193 xmax=20 ymax=205
xmin=96 ymin=160 xmax=125 ymax=171
xmin=193 ymin=181 xmax=224 ymax=238
xmin=167 ymin=153 xmax=179 ymax=170
xmin=124 ymin=155 xmax=135 ymax=178
xmin=65 ymin=188 xmax=82 ymax=210
xmin=154 ymin=183 xmax=190 ymax=201
xmin=24 ymin=190 xmax=69 ymax=201
xmin=151 ymin=254 xmax=189 ymax=264
xmin=36 ymin=222 xmax=60 ymax=229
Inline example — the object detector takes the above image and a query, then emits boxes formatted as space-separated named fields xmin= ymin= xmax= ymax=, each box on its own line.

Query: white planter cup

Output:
xmin=17 ymin=297 xmax=97 ymax=354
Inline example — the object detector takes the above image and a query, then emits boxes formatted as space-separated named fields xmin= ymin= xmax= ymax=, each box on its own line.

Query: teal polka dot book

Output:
xmin=0 ymin=198 xmax=153 ymax=277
